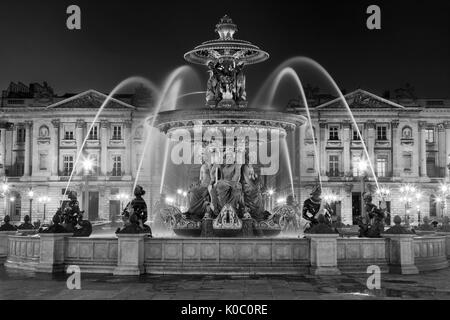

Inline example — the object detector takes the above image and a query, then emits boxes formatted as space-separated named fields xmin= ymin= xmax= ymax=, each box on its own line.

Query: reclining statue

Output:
xmin=59 ymin=191 xmax=92 ymax=237
xmin=357 ymin=192 xmax=385 ymax=238
xmin=302 ymin=185 xmax=334 ymax=230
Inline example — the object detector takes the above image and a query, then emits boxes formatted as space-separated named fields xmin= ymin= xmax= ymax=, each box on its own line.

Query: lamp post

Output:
xmin=355 ymin=159 xmax=368 ymax=221
xmin=399 ymin=184 xmax=421 ymax=226
xmin=437 ymin=183 xmax=450 ymax=219
xmin=38 ymin=196 xmax=50 ymax=223
xmin=81 ymin=157 xmax=94 ymax=220
xmin=27 ymin=189 xmax=34 ymax=223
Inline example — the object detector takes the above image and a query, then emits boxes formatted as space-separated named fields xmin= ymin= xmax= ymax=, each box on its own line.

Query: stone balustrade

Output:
xmin=1 ymin=232 xmax=450 ymax=275
xmin=4 ymin=235 xmax=40 ymax=270
xmin=337 ymin=237 xmax=388 ymax=273
xmin=65 ymin=237 xmax=118 ymax=274
xmin=413 ymin=236 xmax=449 ymax=271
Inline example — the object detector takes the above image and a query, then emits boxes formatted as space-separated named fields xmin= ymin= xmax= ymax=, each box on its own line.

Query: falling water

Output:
xmin=280 ymin=138 xmax=295 ymax=196
xmin=59 ymin=76 xmax=159 ymax=203
xmin=133 ymin=65 xmax=198 ymax=192
xmin=159 ymin=139 xmax=171 ymax=194
xmin=265 ymin=67 xmax=322 ymax=189
xmin=255 ymin=57 xmax=380 ymax=190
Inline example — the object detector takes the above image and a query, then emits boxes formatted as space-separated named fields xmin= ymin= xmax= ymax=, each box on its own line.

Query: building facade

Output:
xmin=1 ymin=82 xmax=450 ymax=226
xmin=0 ymin=82 xmax=166 ymax=223
xmin=284 ymin=89 xmax=450 ymax=225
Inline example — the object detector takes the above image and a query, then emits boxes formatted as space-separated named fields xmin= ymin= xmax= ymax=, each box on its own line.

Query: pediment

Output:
xmin=46 ymin=89 xmax=135 ymax=109
xmin=317 ymin=89 xmax=405 ymax=110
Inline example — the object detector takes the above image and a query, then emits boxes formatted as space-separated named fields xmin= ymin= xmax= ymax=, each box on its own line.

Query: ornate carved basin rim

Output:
xmin=147 ymin=108 xmax=306 ymax=134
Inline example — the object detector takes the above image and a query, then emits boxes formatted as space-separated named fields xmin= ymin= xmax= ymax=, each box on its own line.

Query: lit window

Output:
xmin=112 ymin=125 xmax=122 ymax=140
xmin=88 ymin=125 xmax=98 ymax=140
xmin=112 ymin=155 xmax=122 ymax=176
xmin=377 ymin=125 xmax=387 ymax=141
xmin=329 ymin=155 xmax=339 ymax=177
xmin=63 ymin=155 xmax=74 ymax=176
xmin=376 ymin=157 xmax=387 ymax=177
xmin=425 ymin=129 xmax=434 ymax=143
xmin=329 ymin=126 xmax=339 ymax=140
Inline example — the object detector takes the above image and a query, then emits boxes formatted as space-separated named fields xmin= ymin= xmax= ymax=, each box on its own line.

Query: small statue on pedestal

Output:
xmin=17 ymin=215 xmax=34 ymax=230
xmin=116 ymin=186 xmax=152 ymax=235
xmin=302 ymin=185 xmax=334 ymax=230
xmin=60 ymin=191 xmax=92 ymax=237
xmin=0 ymin=215 xmax=17 ymax=231
xmin=357 ymin=193 xmax=385 ymax=238
xmin=40 ymin=214 xmax=68 ymax=233
xmin=384 ymin=215 xmax=414 ymax=234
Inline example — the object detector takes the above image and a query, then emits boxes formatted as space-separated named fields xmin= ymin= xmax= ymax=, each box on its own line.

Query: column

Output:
xmin=23 ymin=121 xmax=33 ymax=176
xmin=124 ymin=120 xmax=132 ymax=176
xmin=366 ymin=120 xmax=375 ymax=165
xmin=392 ymin=120 xmax=400 ymax=177
xmin=445 ymin=121 xmax=450 ymax=179
xmin=419 ymin=121 xmax=427 ymax=177
xmin=343 ymin=121 xmax=351 ymax=176
xmin=0 ymin=125 xmax=6 ymax=176
xmin=100 ymin=120 xmax=108 ymax=176
xmin=51 ymin=120 xmax=60 ymax=176
xmin=319 ymin=121 xmax=326 ymax=177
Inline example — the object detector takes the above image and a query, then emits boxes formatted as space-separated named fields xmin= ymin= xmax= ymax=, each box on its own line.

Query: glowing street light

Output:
xmin=268 ymin=189 xmax=274 ymax=196
xmin=81 ymin=157 xmax=94 ymax=172
xmin=38 ymin=196 xmax=51 ymax=223
xmin=276 ymin=197 xmax=286 ymax=205
xmin=165 ymin=196 xmax=175 ymax=205
xmin=28 ymin=188 xmax=34 ymax=223
xmin=1 ymin=182 xmax=9 ymax=194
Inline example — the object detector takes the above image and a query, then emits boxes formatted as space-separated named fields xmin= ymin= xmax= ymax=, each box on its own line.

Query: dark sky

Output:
xmin=0 ymin=0 xmax=449 ymax=100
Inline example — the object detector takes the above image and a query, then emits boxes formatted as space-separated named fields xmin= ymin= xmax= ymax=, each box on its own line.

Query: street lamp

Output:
xmin=400 ymin=184 xmax=421 ymax=226
xmin=355 ymin=159 xmax=368 ymax=220
xmin=81 ymin=157 xmax=95 ymax=220
xmin=115 ymin=193 xmax=130 ymax=211
xmin=27 ymin=189 xmax=34 ymax=223
xmin=38 ymin=196 xmax=50 ymax=223
xmin=437 ymin=183 xmax=450 ymax=218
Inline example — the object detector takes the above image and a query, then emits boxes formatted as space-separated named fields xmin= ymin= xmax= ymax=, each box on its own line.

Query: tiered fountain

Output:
xmin=149 ymin=15 xmax=306 ymax=237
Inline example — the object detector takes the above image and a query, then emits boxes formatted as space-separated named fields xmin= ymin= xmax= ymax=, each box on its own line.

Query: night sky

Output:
xmin=0 ymin=0 xmax=449 ymax=101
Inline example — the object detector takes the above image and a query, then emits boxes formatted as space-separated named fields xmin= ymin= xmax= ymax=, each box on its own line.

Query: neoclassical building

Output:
xmin=0 ymin=82 xmax=167 ymax=223
xmin=284 ymin=89 xmax=450 ymax=225
xmin=1 ymin=82 xmax=449 ymax=225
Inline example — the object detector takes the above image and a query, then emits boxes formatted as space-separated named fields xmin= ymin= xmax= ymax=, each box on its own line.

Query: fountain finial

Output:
xmin=215 ymin=15 xmax=238 ymax=40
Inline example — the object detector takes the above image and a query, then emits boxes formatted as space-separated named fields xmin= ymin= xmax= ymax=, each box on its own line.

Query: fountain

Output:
xmin=148 ymin=15 xmax=306 ymax=237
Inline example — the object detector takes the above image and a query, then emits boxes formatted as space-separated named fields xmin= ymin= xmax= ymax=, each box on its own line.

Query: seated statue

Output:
xmin=186 ymin=159 xmax=212 ymax=221
xmin=418 ymin=216 xmax=435 ymax=231
xmin=305 ymin=214 xmax=336 ymax=234
xmin=17 ymin=215 xmax=34 ymax=230
xmin=241 ymin=163 xmax=266 ymax=221
xmin=0 ymin=215 xmax=17 ymax=231
xmin=358 ymin=193 xmax=385 ymax=238
xmin=302 ymin=185 xmax=334 ymax=229
xmin=384 ymin=215 xmax=413 ymax=234
xmin=40 ymin=214 xmax=68 ymax=233
xmin=213 ymin=150 xmax=243 ymax=215
xmin=116 ymin=185 xmax=152 ymax=235
xmin=60 ymin=191 xmax=92 ymax=237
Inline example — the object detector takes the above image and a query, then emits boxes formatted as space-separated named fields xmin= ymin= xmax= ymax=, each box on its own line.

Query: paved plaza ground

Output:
xmin=1 ymin=266 xmax=450 ymax=300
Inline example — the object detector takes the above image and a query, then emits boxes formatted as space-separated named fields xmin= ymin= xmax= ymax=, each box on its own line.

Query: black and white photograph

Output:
xmin=0 ymin=0 xmax=450 ymax=307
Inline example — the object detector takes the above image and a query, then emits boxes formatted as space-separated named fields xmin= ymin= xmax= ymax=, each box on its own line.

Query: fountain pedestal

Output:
xmin=383 ymin=234 xmax=419 ymax=274
xmin=113 ymin=233 xmax=148 ymax=276
xmin=36 ymin=233 xmax=73 ymax=273
xmin=0 ymin=231 xmax=17 ymax=264
xmin=306 ymin=234 xmax=341 ymax=276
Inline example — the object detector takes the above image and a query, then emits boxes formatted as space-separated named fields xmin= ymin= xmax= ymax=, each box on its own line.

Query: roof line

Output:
xmin=46 ymin=89 xmax=135 ymax=109
xmin=316 ymin=89 xmax=406 ymax=109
